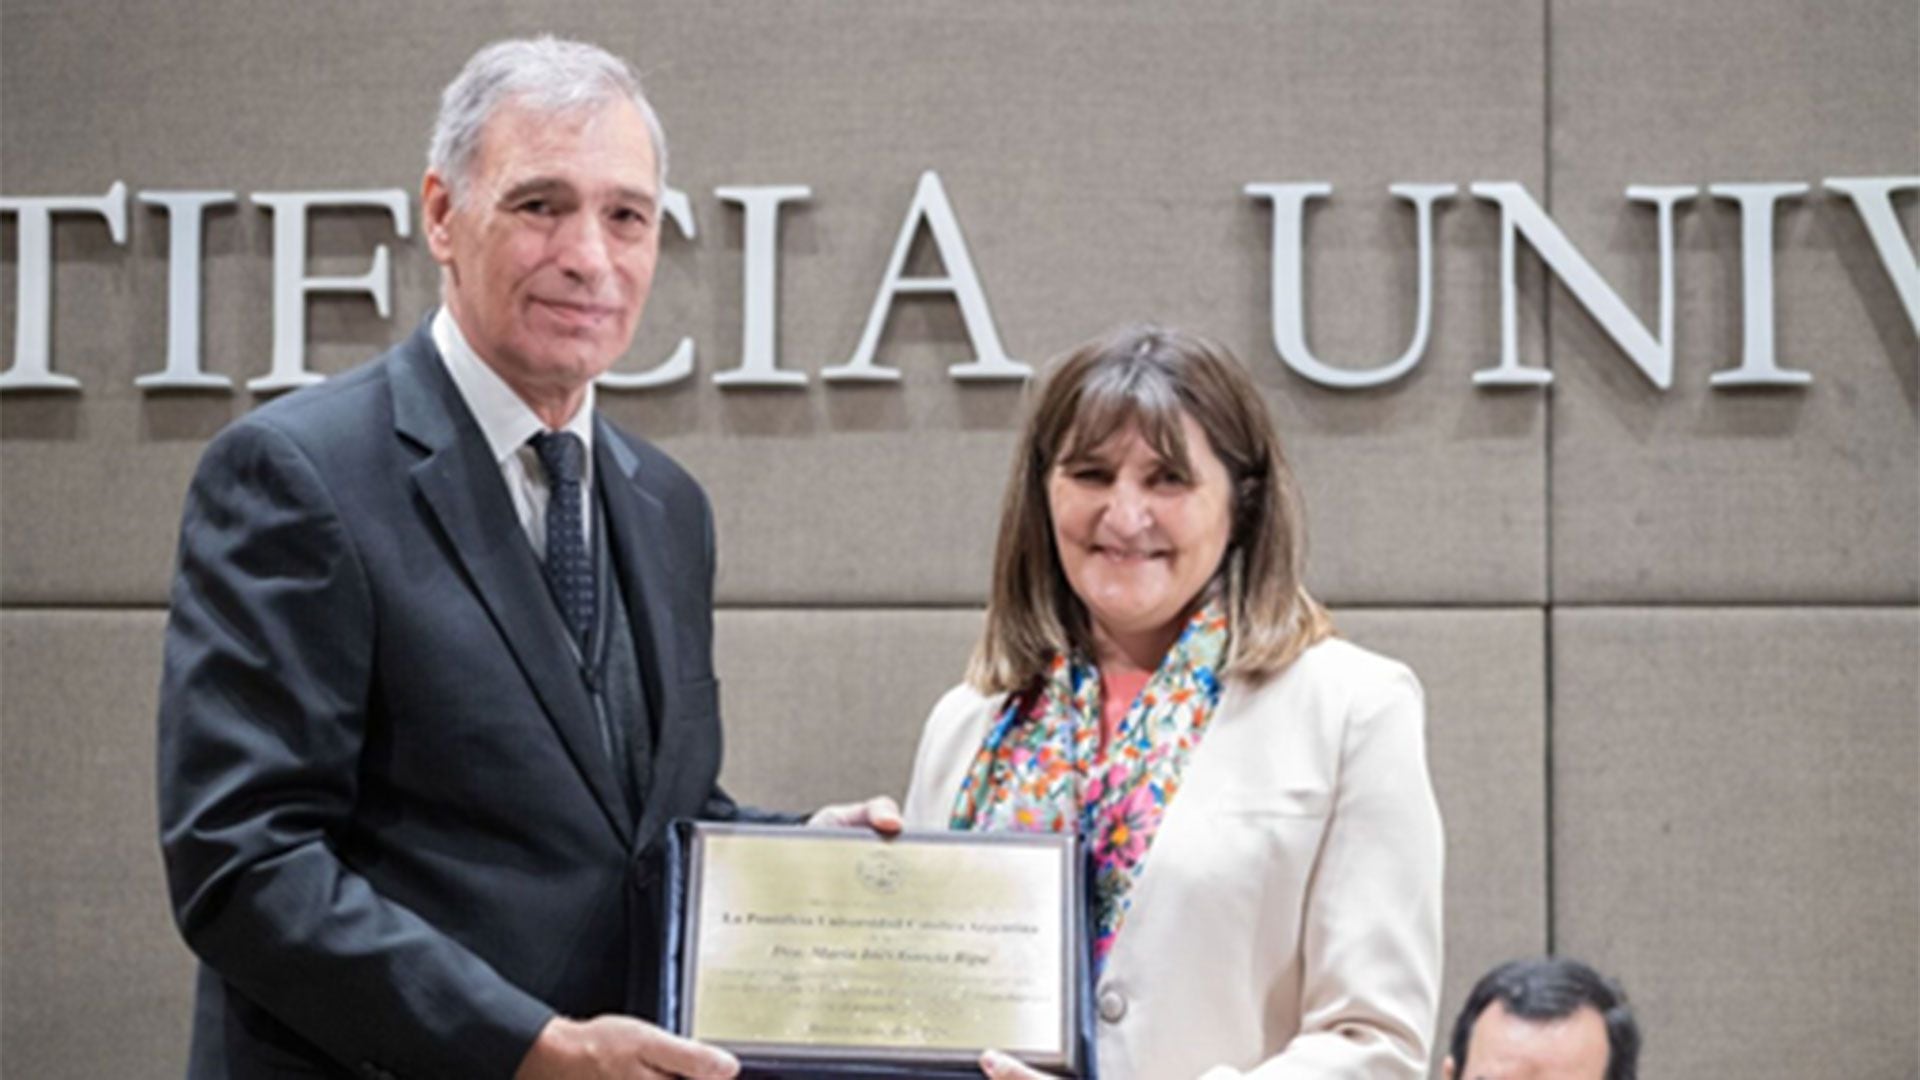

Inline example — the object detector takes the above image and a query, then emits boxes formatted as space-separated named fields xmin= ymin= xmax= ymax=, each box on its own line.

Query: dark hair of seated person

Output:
xmin=1449 ymin=956 xmax=1641 ymax=1080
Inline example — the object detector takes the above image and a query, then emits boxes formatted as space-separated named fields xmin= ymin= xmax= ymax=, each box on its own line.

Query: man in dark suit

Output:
xmin=158 ymin=37 xmax=894 ymax=1080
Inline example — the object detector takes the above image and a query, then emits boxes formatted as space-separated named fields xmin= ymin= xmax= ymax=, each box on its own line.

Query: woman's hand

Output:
xmin=979 ymin=1049 xmax=1051 ymax=1079
xmin=806 ymin=795 xmax=903 ymax=835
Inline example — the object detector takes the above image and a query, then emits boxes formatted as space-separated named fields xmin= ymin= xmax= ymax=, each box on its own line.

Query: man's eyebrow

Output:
xmin=611 ymin=185 xmax=658 ymax=209
xmin=495 ymin=178 xmax=657 ymax=210
xmin=498 ymin=177 xmax=568 ymax=204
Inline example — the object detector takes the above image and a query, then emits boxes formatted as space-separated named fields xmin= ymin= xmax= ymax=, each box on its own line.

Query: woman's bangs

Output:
xmin=1052 ymin=363 xmax=1192 ymax=473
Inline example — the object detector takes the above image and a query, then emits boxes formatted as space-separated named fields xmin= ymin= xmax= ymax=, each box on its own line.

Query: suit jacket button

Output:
xmin=1097 ymin=988 xmax=1127 ymax=1023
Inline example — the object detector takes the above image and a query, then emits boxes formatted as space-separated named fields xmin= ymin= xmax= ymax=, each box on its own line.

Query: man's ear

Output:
xmin=422 ymin=170 xmax=456 ymax=264
xmin=1441 ymin=1054 xmax=1457 ymax=1080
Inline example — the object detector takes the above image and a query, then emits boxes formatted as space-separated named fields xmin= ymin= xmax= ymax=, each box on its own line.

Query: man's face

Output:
xmin=424 ymin=95 xmax=660 ymax=404
xmin=1444 ymin=1001 xmax=1611 ymax=1080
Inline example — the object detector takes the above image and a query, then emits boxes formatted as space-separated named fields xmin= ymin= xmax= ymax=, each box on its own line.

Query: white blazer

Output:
xmin=902 ymin=638 xmax=1444 ymax=1080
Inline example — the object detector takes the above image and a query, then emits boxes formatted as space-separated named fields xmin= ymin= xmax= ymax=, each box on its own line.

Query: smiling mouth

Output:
xmin=533 ymin=298 xmax=621 ymax=325
xmin=1091 ymin=545 xmax=1168 ymax=562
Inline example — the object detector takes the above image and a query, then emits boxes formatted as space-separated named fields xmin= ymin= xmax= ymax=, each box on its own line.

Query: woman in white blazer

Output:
xmin=901 ymin=325 xmax=1444 ymax=1080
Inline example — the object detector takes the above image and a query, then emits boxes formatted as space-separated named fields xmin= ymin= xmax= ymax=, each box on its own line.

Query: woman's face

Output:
xmin=1047 ymin=412 xmax=1234 ymax=661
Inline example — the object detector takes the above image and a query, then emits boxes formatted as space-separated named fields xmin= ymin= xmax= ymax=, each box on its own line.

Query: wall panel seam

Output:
xmin=1543 ymin=0 xmax=1558 ymax=956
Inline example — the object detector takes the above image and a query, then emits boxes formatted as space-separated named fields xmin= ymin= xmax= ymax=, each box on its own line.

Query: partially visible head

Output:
xmin=970 ymin=324 xmax=1332 ymax=690
xmin=1444 ymin=958 xmax=1640 ymax=1080
xmin=422 ymin=37 xmax=669 ymax=413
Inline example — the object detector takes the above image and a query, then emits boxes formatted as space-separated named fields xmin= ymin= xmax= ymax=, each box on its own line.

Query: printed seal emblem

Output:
xmin=854 ymin=849 xmax=903 ymax=895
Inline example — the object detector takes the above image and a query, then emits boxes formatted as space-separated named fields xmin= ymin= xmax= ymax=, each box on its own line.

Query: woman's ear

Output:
xmin=1232 ymin=473 xmax=1264 ymax=545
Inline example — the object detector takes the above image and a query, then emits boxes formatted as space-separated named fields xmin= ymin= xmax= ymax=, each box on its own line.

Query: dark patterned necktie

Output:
xmin=530 ymin=431 xmax=593 ymax=645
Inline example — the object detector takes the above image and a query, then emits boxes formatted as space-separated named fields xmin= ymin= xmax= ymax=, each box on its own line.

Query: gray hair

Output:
xmin=428 ymin=36 xmax=669 ymax=202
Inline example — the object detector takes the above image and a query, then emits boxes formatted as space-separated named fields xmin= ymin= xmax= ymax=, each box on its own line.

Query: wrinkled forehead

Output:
xmin=476 ymin=95 xmax=658 ymax=188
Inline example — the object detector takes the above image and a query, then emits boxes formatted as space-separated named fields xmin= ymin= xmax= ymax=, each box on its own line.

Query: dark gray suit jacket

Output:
xmin=158 ymin=324 xmax=757 ymax=1079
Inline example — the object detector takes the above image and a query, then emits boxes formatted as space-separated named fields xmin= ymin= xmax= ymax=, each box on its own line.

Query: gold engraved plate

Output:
xmin=682 ymin=825 xmax=1077 ymax=1071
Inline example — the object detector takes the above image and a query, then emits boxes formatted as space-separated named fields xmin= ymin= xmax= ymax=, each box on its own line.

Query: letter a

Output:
xmin=825 ymin=171 xmax=1029 ymax=382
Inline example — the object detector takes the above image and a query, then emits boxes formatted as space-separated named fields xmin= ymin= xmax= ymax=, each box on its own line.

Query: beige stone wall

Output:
xmin=2 ymin=3 xmax=1913 ymax=1077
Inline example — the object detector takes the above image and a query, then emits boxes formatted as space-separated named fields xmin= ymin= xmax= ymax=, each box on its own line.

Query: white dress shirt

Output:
xmin=432 ymin=306 xmax=594 ymax=560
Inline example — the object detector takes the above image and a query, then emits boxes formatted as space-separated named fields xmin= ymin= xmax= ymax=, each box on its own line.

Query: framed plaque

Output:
xmin=663 ymin=822 xmax=1094 ymax=1079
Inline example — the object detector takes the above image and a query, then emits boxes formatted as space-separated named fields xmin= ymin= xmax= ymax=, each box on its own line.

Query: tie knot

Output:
xmin=530 ymin=431 xmax=585 ymax=486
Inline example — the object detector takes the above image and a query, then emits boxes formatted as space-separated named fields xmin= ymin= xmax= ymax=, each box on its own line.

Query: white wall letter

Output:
xmin=137 ymin=190 xmax=238 ymax=391
xmin=250 ymin=189 xmax=411 ymax=392
xmin=825 ymin=171 xmax=1028 ymax=382
xmin=712 ymin=185 xmax=810 ymax=387
xmin=599 ymin=188 xmax=698 ymax=390
xmin=1707 ymin=183 xmax=1812 ymax=388
xmin=1246 ymin=181 xmax=1457 ymax=388
xmin=0 ymin=182 xmax=128 ymax=391
xmin=1470 ymin=181 xmax=1698 ymax=390
xmin=1826 ymin=176 xmax=1920 ymax=338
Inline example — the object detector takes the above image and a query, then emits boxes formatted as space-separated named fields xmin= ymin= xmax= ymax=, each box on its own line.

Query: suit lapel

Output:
xmin=595 ymin=422 xmax=688 ymax=857
xmin=390 ymin=328 xmax=637 ymax=844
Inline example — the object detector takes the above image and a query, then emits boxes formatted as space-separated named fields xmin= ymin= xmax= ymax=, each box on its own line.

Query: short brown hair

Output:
xmin=969 ymin=324 xmax=1334 ymax=693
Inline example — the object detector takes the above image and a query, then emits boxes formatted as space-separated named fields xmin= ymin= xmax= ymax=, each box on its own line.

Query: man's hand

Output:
xmin=807 ymin=795 xmax=904 ymax=836
xmin=515 ymin=1015 xmax=739 ymax=1080
xmin=979 ymin=1049 xmax=1051 ymax=1079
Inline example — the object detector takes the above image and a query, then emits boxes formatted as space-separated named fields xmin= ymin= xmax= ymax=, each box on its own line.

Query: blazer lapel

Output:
xmin=594 ymin=423 xmax=687 ymax=857
xmin=390 ymin=328 xmax=637 ymax=844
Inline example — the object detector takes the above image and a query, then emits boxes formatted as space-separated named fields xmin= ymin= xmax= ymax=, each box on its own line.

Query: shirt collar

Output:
xmin=432 ymin=306 xmax=596 ymax=465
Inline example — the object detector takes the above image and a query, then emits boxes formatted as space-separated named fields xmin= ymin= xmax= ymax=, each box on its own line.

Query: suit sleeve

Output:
xmin=1223 ymin=665 xmax=1445 ymax=1080
xmin=157 ymin=419 xmax=553 ymax=1079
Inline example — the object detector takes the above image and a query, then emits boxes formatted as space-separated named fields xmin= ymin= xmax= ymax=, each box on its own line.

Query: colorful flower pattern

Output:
xmin=950 ymin=603 xmax=1229 ymax=970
